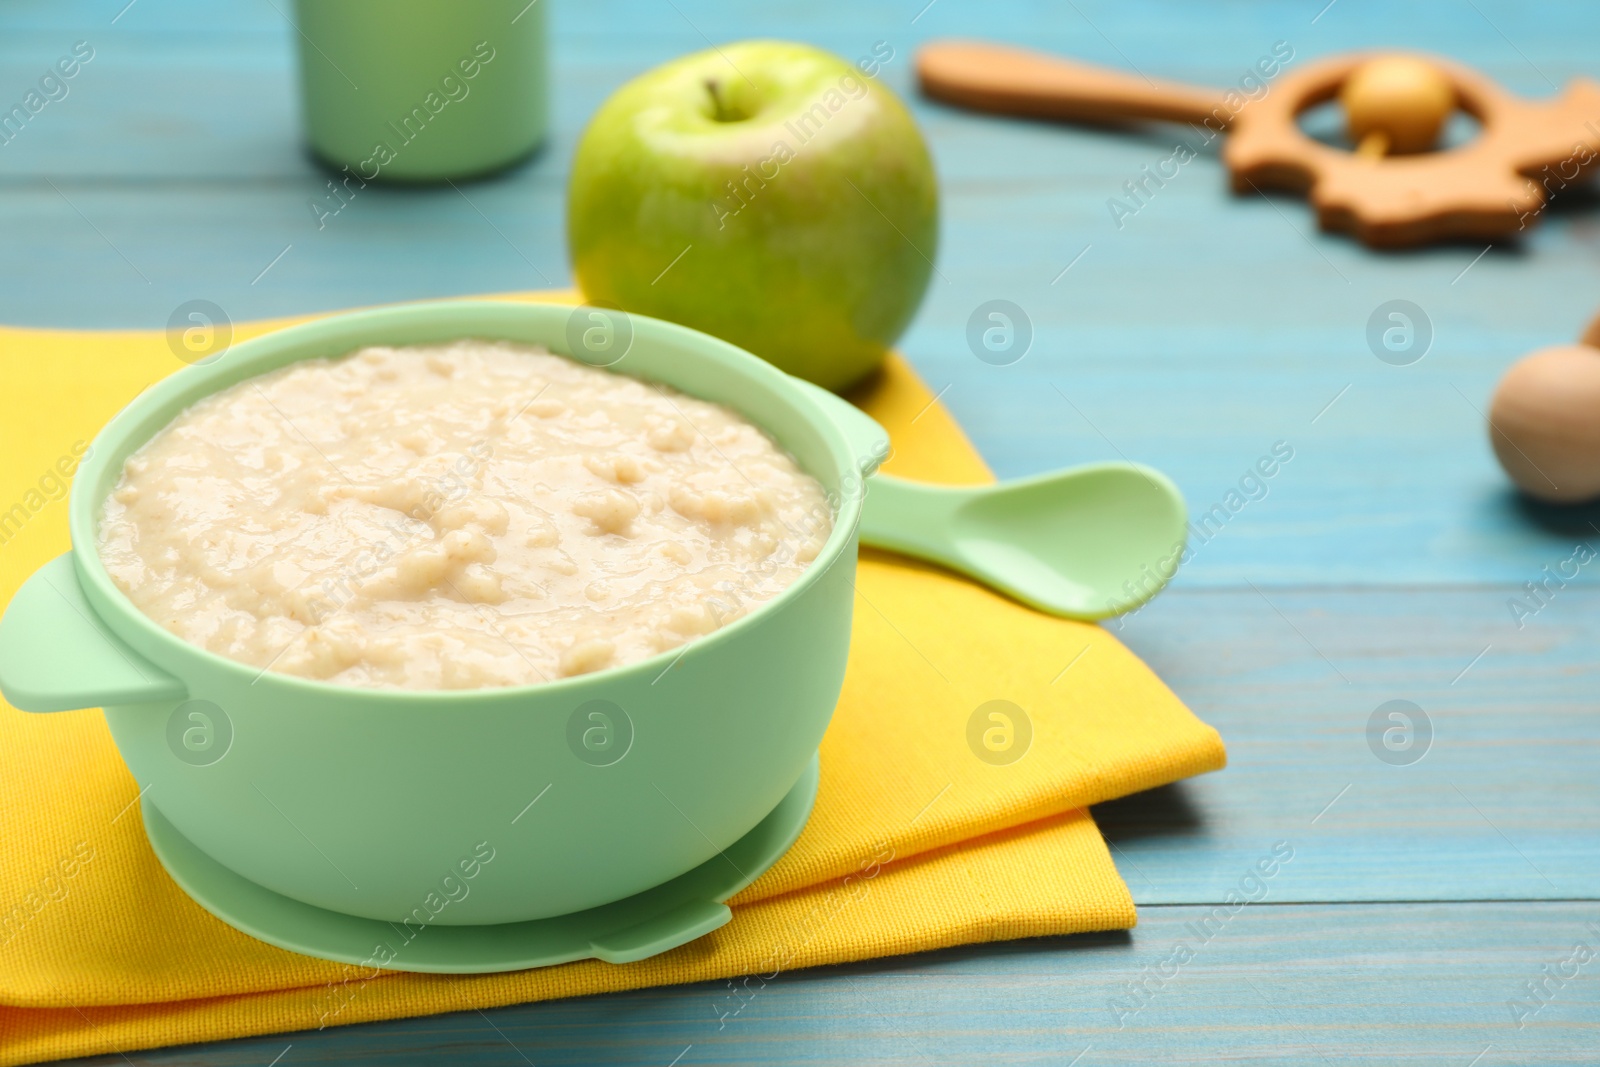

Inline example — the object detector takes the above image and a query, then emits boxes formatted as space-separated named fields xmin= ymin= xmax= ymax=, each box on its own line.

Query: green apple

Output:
xmin=567 ymin=40 xmax=939 ymax=391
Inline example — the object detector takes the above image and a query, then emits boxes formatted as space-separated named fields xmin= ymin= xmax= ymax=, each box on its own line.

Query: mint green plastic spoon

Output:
xmin=859 ymin=464 xmax=1187 ymax=620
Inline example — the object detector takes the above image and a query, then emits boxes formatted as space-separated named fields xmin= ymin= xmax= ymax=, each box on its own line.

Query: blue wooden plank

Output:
xmin=55 ymin=902 xmax=1600 ymax=1067
xmin=1102 ymin=586 xmax=1600 ymax=903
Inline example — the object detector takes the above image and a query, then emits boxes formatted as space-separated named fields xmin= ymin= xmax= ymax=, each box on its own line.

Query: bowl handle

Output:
xmin=587 ymin=899 xmax=732 ymax=964
xmin=0 ymin=553 xmax=187 ymax=713
xmin=789 ymin=378 xmax=890 ymax=477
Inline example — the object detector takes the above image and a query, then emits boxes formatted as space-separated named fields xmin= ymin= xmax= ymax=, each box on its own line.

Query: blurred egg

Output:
xmin=1489 ymin=344 xmax=1600 ymax=503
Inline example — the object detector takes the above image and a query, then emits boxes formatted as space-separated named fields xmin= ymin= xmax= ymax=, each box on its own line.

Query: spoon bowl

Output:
xmin=861 ymin=463 xmax=1187 ymax=619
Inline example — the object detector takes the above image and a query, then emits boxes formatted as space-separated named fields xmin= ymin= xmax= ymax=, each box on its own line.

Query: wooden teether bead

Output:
xmin=1581 ymin=310 xmax=1600 ymax=349
xmin=1341 ymin=55 xmax=1455 ymax=156
xmin=1489 ymin=344 xmax=1600 ymax=503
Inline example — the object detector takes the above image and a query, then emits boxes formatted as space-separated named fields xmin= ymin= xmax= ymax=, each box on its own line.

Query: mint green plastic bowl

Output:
xmin=0 ymin=301 xmax=887 ymax=926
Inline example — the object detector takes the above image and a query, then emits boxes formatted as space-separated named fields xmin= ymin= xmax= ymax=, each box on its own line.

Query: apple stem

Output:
xmin=704 ymin=78 xmax=735 ymax=122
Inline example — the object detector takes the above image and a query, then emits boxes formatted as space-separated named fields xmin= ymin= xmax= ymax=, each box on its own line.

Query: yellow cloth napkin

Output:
xmin=0 ymin=293 xmax=1225 ymax=1065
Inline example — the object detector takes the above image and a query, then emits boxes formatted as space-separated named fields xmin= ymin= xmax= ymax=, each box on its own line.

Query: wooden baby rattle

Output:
xmin=1489 ymin=314 xmax=1600 ymax=503
xmin=916 ymin=42 xmax=1600 ymax=248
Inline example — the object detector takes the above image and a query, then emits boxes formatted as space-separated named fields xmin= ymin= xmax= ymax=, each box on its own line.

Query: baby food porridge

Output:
xmin=98 ymin=340 xmax=834 ymax=689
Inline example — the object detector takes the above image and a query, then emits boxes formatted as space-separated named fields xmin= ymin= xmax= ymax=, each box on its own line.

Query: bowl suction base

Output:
xmin=141 ymin=752 xmax=820 ymax=974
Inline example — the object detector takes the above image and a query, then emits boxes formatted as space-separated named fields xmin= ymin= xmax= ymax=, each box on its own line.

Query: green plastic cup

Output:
xmin=292 ymin=0 xmax=549 ymax=182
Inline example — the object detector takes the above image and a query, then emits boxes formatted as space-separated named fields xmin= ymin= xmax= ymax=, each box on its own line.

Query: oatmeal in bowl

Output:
xmin=98 ymin=339 xmax=833 ymax=689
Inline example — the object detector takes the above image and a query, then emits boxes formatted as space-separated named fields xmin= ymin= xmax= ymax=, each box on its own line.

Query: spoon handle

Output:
xmin=857 ymin=474 xmax=972 ymax=569
xmin=917 ymin=40 xmax=1227 ymax=127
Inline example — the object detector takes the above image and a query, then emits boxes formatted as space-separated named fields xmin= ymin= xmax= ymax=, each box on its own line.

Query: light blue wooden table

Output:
xmin=4 ymin=0 xmax=1598 ymax=1062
